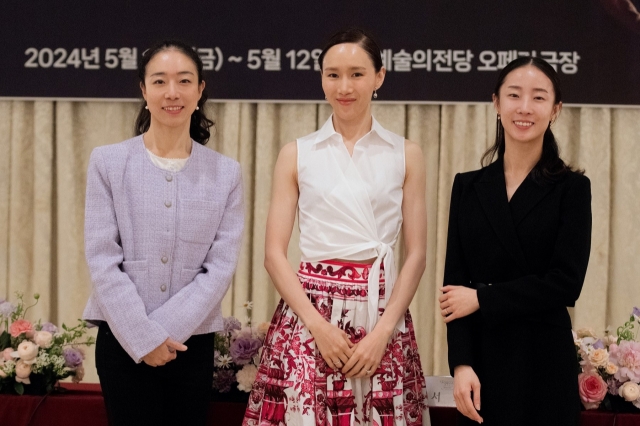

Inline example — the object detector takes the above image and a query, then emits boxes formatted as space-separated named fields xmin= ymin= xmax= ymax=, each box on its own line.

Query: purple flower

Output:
xmin=593 ymin=339 xmax=605 ymax=350
xmin=40 ymin=322 xmax=58 ymax=333
xmin=633 ymin=307 xmax=640 ymax=320
xmin=0 ymin=302 xmax=16 ymax=318
xmin=229 ymin=336 xmax=262 ymax=365
xmin=223 ymin=317 xmax=242 ymax=333
xmin=63 ymin=348 xmax=84 ymax=368
xmin=607 ymin=378 xmax=622 ymax=396
xmin=214 ymin=369 xmax=236 ymax=392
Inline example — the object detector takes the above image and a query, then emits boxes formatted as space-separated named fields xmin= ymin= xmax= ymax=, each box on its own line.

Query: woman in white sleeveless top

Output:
xmin=243 ymin=28 xmax=430 ymax=426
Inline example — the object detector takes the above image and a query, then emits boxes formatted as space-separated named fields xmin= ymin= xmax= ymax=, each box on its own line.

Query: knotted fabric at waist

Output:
xmin=299 ymin=242 xmax=405 ymax=333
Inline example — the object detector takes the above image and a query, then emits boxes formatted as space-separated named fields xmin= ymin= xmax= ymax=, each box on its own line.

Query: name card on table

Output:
xmin=425 ymin=376 xmax=455 ymax=407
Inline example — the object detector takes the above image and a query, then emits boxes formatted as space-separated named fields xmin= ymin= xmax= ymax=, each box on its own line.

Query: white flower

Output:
xmin=243 ymin=301 xmax=254 ymax=310
xmin=606 ymin=362 xmax=618 ymax=375
xmin=31 ymin=351 xmax=51 ymax=373
xmin=588 ymin=348 xmax=609 ymax=368
xmin=15 ymin=360 xmax=32 ymax=384
xmin=13 ymin=341 xmax=39 ymax=363
xmin=3 ymin=360 xmax=15 ymax=374
xmin=33 ymin=331 xmax=54 ymax=348
xmin=619 ymin=381 xmax=640 ymax=402
xmin=215 ymin=354 xmax=233 ymax=368
xmin=236 ymin=364 xmax=258 ymax=392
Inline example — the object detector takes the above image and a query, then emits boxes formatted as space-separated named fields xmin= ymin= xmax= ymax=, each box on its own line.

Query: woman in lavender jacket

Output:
xmin=82 ymin=40 xmax=244 ymax=426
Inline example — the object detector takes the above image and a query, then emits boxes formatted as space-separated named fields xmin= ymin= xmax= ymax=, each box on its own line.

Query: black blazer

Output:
xmin=444 ymin=158 xmax=591 ymax=426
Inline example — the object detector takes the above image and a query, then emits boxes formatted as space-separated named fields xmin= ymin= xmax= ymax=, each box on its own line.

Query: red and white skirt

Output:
xmin=242 ymin=260 xmax=430 ymax=426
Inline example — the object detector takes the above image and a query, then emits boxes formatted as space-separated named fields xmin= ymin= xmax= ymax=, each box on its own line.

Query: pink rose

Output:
xmin=2 ymin=348 xmax=14 ymax=361
xmin=578 ymin=372 xmax=608 ymax=409
xmin=9 ymin=319 xmax=33 ymax=338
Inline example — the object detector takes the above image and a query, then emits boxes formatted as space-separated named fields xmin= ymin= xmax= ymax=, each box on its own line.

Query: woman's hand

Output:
xmin=309 ymin=321 xmax=354 ymax=371
xmin=453 ymin=365 xmax=483 ymax=423
xmin=341 ymin=328 xmax=390 ymax=379
xmin=141 ymin=338 xmax=187 ymax=367
xmin=439 ymin=285 xmax=479 ymax=323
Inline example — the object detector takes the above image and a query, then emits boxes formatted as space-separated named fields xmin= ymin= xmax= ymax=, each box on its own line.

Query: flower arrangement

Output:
xmin=213 ymin=301 xmax=269 ymax=395
xmin=0 ymin=292 xmax=95 ymax=395
xmin=575 ymin=307 xmax=640 ymax=411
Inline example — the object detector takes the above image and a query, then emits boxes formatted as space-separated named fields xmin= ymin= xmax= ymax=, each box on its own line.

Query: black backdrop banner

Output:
xmin=1 ymin=0 xmax=640 ymax=105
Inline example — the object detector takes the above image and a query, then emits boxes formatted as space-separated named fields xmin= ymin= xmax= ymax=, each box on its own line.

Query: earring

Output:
xmin=373 ymin=89 xmax=378 ymax=99
xmin=144 ymin=105 xmax=148 ymax=110
xmin=496 ymin=114 xmax=502 ymax=141
xmin=196 ymin=106 xmax=200 ymax=110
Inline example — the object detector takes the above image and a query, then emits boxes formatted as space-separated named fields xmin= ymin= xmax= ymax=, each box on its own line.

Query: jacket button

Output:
xmin=161 ymin=256 xmax=168 ymax=264
xmin=160 ymin=284 xmax=167 ymax=292
xmin=165 ymin=174 xmax=173 ymax=182
xmin=164 ymin=201 xmax=172 ymax=208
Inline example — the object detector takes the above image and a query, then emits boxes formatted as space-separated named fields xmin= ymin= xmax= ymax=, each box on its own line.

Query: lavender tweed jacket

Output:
xmin=82 ymin=135 xmax=244 ymax=363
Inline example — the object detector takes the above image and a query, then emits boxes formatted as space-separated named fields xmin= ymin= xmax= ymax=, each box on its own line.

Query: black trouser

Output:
xmin=96 ymin=322 xmax=215 ymax=426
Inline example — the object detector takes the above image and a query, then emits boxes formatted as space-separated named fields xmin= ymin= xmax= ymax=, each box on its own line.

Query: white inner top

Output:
xmin=146 ymin=148 xmax=189 ymax=171
xmin=296 ymin=115 xmax=406 ymax=332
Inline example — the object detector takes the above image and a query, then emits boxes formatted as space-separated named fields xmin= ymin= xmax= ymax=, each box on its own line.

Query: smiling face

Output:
xmin=140 ymin=49 xmax=204 ymax=132
xmin=321 ymin=43 xmax=385 ymax=122
xmin=493 ymin=65 xmax=561 ymax=147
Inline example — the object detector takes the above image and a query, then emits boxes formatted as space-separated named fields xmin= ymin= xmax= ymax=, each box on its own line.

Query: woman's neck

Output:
xmin=503 ymin=137 xmax=543 ymax=178
xmin=332 ymin=110 xmax=373 ymax=145
xmin=143 ymin=123 xmax=192 ymax=159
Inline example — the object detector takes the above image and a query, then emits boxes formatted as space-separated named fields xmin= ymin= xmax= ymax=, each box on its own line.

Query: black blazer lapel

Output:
xmin=508 ymin=175 xmax=555 ymax=226
xmin=474 ymin=159 xmax=529 ymax=273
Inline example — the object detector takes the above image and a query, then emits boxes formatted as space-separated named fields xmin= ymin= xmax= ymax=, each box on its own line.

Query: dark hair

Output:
xmin=318 ymin=27 xmax=383 ymax=72
xmin=134 ymin=40 xmax=214 ymax=145
xmin=481 ymin=56 xmax=583 ymax=182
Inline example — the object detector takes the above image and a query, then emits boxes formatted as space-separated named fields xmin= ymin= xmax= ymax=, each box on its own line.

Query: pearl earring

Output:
xmin=144 ymin=105 xmax=148 ymax=110
xmin=373 ymin=89 xmax=378 ymax=99
xmin=196 ymin=106 xmax=199 ymax=110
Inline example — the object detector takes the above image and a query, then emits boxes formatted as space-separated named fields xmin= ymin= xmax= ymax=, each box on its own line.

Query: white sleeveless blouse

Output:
xmin=297 ymin=115 xmax=405 ymax=332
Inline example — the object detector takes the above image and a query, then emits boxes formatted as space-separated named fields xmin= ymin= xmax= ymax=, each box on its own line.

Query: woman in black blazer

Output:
xmin=439 ymin=57 xmax=592 ymax=426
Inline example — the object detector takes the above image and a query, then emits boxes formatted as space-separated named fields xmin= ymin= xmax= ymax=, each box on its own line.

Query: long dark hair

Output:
xmin=481 ymin=56 xmax=582 ymax=183
xmin=318 ymin=27 xmax=383 ymax=72
xmin=134 ymin=40 xmax=214 ymax=145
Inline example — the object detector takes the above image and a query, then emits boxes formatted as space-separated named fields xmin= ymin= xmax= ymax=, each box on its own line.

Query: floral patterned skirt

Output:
xmin=242 ymin=260 xmax=430 ymax=426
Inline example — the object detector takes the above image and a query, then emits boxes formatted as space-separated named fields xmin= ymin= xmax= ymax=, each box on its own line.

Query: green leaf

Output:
xmin=14 ymin=382 xmax=24 ymax=395
xmin=0 ymin=331 xmax=10 ymax=350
